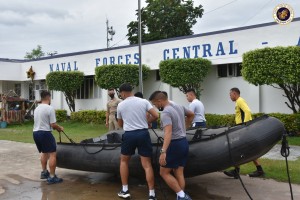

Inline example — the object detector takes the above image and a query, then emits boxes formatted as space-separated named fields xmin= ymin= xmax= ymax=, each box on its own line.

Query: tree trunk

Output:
xmin=278 ymin=83 xmax=300 ymax=113
xmin=63 ymin=91 xmax=75 ymax=112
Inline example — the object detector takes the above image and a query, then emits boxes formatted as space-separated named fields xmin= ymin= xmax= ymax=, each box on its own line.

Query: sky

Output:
xmin=0 ymin=0 xmax=299 ymax=59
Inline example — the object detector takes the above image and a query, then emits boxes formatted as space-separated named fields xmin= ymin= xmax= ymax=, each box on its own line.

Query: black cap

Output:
xmin=134 ymin=92 xmax=143 ymax=98
xmin=119 ymin=83 xmax=133 ymax=92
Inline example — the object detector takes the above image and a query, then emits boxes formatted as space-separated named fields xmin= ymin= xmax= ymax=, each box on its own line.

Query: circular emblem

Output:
xmin=273 ymin=4 xmax=294 ymax=25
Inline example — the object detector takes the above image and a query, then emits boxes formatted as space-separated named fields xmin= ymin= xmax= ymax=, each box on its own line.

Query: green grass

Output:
xmin=227 ymin=158 xmax=300 ymax=184
xmin=287 ymin=136 xmax=300 ymax=146
xmin=0 ymin=121 xmax=108 ymax=143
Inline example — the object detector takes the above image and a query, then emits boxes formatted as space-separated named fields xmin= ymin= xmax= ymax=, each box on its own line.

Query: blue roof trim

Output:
xmin=3 ymin=17 xmax=300 ymax=62
xmin=0 ymin=58 xmax=23 ymax=63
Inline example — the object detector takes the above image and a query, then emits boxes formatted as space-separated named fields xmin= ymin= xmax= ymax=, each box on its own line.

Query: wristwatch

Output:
xmin=160 ymin=149 xmax=166 ymax=154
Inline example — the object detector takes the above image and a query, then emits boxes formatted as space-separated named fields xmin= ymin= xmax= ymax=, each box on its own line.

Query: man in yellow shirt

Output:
xmin=224 ymin=87 xmax=265 ymax=178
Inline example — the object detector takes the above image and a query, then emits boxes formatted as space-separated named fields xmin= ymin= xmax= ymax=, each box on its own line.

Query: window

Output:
xmin=29 ymin=83 xmax=35 ymax=100
xmin=155 ymin=70 xmax=161 ymax=81
xmin=236 ymin=63 xmax=242 ymax=76
xmin=217 ymin=63 xmax=242 ymax=77
xmin=217 ymin=64 xmax=228 ymax=77
xmin=76 ymin=76 xmax=101 ymax=99
xmin=14 ymin=83 xmax=21 ymax=96
xmin=40 ymin=80 xmax=47 ymax=90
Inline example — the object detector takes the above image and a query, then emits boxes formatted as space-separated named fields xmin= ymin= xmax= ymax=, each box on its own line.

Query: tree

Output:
xmin=24 ymin=45 xmax=45 ymax=60
xmin=95 ymin=64 xmax=150 ymax=94
xmin=159 ymin=58 xmax=211 ymax=98
xmin=242 ymin=46 xmax=300 ymax=113
xmin=46 ymin=71 xmax=84 ymax=112
xmin=127 ymin=0 xmax=204 ymax=44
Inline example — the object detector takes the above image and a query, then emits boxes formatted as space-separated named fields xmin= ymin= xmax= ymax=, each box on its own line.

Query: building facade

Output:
xmin=0 ymin=18 xmax=299 ymax=114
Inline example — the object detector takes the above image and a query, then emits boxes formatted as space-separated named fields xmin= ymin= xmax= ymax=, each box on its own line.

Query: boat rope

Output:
xmin=60 ymin=131 xmax=76 ymax=143
xmin=151 ymin=128 xmax=168 ymax=200
xmin=59 ymin=131 xmax=120 ymax=154
xmin=225 ymin=128 xmax=253 ymax=200
xmin=281 ymin=133 xmax=294 ymax=200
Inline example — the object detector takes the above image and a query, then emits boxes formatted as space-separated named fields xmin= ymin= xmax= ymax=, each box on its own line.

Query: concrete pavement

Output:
xmin=0 ymin=140 xmax=299 ymax=200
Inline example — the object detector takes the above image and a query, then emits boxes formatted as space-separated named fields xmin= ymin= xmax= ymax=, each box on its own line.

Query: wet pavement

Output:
xmin=0 ymin=140 xmax=299 ymax=200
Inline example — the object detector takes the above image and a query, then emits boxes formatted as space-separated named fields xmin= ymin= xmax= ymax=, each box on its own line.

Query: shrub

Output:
xmin=55 ymin=109 xmax=67 ymax=122
xmin=242 ymin=46 xmax=300 ymax=113
xmin=95 ymin=64 xmax=150 ymax=94
xmin=46 ymin=71 xmax=84 ymax=112
xmin=205 ymin=114 xmax=235 ymax=127
xmin=159 ymin=58 xmax=211 ymax=98
xmin=70 ymin=110 xmax=106 ymax=124
xmin=268 ymin=113 xmax=300 ymax=135
xmin=206 ymin=113 xmax=300 ymax=135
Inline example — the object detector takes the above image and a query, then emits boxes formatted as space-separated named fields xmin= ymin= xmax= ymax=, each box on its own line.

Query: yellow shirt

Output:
xmin=235 ymin=97 xmax=252 ymax=124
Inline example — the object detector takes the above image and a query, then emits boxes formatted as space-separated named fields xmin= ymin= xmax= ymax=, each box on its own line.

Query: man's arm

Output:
xmin=238 ymin=100 xmax=252 ymax=122
xmin=49 ymin=107 xmax=63 ymax=132
xmin=147 ymin=108 xmax=159 ymax=124
xmin=185 ymin=109 xmax=195 ymax=129
xmin=189 ymin=102 xmax=196 ymax=113
xmin=118 ymin=118 xmax=124 ymax=128
xmin=50 ymin=123 xmax=64 ymax=132
xmin=159 ymin=124 xmax=172 ymax=166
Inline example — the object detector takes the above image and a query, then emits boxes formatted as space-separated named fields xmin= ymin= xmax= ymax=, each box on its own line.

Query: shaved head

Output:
xmin=149 ymin=91 xmax=168 ymax=101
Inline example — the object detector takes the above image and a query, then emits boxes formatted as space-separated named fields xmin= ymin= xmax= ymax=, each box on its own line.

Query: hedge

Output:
xmin=69 ymin=110 xmax=300 ymax=135
xmin=70 ymin=110 xmax=106 ymax=124
xmin=55 ymin=109 xmax=67 ymax=122
xmin=206 ymin=113 xmax=300 ymax=135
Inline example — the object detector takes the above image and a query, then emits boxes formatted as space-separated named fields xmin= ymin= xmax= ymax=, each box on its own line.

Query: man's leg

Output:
xmin=173 ymin=167 xmax=185 ymax=190
xmin=41 ymin=153 xmax=49 ymax=171
xmin=253 ymin=159 xmax=260 ymax=166
xmin=140 ymin=156 xmax=155 ymax=190
xmin=113 ymin=118 xmax=120 ymax=130
xmin=160 ymin=167 xmax=182 ymax=193
xmin=48 ymin=152 xmax=57 ymax=176
xmin=108 ymin=121 xmax=114 ymax=131
xmin=224 ymin=165 xmax=240 ymax=179
xmin=40 ymin=153 xmax=50 ymax=179
xmin=47 ymin=151 xmax=63 ymax=184
xmin=118 ymin=154 xmax=131 ymax=198
xmin=120 ymin=154 xmax=131 ymax=187
xmin=249 ymin=159 xmax=264 ymax=177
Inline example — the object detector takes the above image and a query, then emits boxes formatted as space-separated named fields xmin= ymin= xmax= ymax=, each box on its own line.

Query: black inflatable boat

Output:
xmin=56 ymin=115 xmax=284 ymax=178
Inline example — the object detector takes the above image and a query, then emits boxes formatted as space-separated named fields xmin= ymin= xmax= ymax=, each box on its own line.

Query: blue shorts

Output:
xmin=33 ymin=131 xmax=57 ymax=153
xmin=192 ymin=121 xmax=206 ymax=128
xmin=164 ymin=137 xmax=189 ymax=169
xmin=121 ymin=129 xmax=152 ymax=157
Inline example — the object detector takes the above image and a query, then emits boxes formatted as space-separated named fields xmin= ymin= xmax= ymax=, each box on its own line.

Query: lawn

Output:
xmin=0 ymin=121 xmax=108 ymax=143
xmin=228 ymin=158 xmax=300 ymax=184
xmin=0 ymin=121 xmax=299 ymax=185
xmin=287 ymin=136 xmax=300 ymax=146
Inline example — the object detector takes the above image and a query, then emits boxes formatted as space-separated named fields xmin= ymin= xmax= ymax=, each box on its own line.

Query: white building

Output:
xmin=0 ymin=18 xmax=299 ymax=114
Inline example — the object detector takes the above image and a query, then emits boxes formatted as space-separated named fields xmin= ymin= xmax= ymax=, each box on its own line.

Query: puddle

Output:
xmin=0 ymin=173 xmax=229 ymax=200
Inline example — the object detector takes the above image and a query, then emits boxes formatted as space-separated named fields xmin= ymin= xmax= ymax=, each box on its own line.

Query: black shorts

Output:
xmin=121 ymin=129 xmax=152 ymax=157
xmin=33 ymin=131 xmax=57 ymax=153
xmin=164 ymin=137 xmax=189 ymax=169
